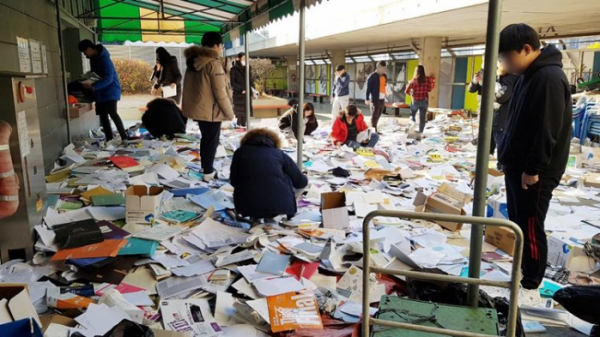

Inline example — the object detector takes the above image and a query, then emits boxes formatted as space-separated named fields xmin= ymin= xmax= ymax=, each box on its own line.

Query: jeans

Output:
xmin=331 ymin=95 xmax=350 ymax=119
xmin=410 ymin=100 xmax=429 ymax=133
xmin=96 ymin=100 xmax=127 ymax=141
xmin=345 ymin=132 xmax=379 ymax=149
xmin=370 ymin=100 xmax=386 ymax=130
xmin=504 ymin=168 xmax=561 ymax=289
xmin=198 ymin=121 xmax=221 ymax=174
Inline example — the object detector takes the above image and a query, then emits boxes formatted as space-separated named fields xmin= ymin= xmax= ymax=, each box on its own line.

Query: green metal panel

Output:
xmin=373 ymin=296 xmax=499 ymax=337
xmin=451 ymin=57 xmax=468 ymax=110
xmin=593 ymin=51 xmax=600 ymax=79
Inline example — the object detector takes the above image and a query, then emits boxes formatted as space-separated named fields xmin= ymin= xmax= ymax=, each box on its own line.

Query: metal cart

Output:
xmin=361 ymin=210 xmax=524 ymax=337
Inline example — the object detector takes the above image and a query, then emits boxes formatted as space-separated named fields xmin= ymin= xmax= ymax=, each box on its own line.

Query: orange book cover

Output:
xmin=48 ymin=292 xmax=95 ymax=310
xmin=267 ymin=290 xmax=323 ymax=333
xmin=51 ymin=239 xmax=127 ymax=261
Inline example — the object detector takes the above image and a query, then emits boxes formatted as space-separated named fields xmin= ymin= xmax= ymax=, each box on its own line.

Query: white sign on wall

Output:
xmin=29 ymin=39 xmax=42 ymax=74
xmin=17 ymin=37 xmax=31 ymax=73
xmin=17 ymin=111 xmax=30 ymax=157
xmin=41 ymin=44 xmax=48 ymax=74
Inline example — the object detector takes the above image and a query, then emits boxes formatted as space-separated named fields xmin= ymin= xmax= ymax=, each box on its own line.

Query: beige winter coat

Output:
xmin=182 ymin=46 xmax=234 ymax=122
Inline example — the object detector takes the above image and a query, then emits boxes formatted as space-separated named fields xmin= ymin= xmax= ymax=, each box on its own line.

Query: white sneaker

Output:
xmin=519 ymin=287 xmax=544 ymax=307
xmin=202 ymin=172 xmax=217 ymax=182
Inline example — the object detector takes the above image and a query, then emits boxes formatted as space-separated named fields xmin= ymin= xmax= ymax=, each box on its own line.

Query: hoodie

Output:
xmin=181 ymin=46 xmax=234 ymax=122
xmin=498 ymin=44 xmax=572 ymax=177
xmin=89 ymin=44 xmax=121 ymax=103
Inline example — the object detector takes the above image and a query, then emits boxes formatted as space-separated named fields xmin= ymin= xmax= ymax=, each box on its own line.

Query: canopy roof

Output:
xmin=88 ymin=0 xmax=326 ymax=44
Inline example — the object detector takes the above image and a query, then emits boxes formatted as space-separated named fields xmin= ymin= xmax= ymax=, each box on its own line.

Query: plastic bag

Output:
xmin=553 ymin=285 xmax=600 ymax=325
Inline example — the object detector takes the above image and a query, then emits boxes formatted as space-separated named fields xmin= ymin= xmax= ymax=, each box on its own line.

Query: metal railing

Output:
xmin=361 ymin=210 xmax=524 ymax=337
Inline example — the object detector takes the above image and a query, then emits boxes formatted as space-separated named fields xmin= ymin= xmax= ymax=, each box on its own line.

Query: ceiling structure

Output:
xmin=238 ymin=0 xmax=600 ymax=58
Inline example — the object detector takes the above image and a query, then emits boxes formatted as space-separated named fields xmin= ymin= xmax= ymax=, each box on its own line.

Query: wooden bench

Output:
xmin=385 ymin=102 xmax=410 ymax=116
xmin=285 ymin=90 xmax=299 ymax=98
xmin=254 ymin=104 xmax=290 ymax=117
xmin=309 ymin=93 xmax=329 ymax=103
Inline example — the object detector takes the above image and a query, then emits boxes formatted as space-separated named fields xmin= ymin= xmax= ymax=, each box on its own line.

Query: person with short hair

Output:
xmin=78 ymin=39 xmax=128 ymax=142
xmin=230 ymin=128 xmax=308 ymax=221
xmin=365 ymin=61 xmax=388 ymax=133
xmin=230 ymin=52 xmax=254 ymax=127
xmin=182 ymin=32 xmax=234 ymax=182
xmin=498 ymin=23 xmax=572 ymax=290
xmin=331 ymin=64 xmax=351 ymax=120
xmin=405 ymin=65 xmax=435 ymax=134
xmin=278 ymin=102 xmax=319 ymax=140
xmin=331 ymin=105 xmax=379 ymax=149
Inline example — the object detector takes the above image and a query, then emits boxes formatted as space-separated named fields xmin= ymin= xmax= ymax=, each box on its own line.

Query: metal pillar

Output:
xmin=296 ymin=0 xmax=306 ymax=168
xmin=244 ymin=30 xmax=251 ymax=130
xmin=55 ymin=0 xmax=72 ymax=142
xmin=467 ymin=0 xmax=503 ymax=307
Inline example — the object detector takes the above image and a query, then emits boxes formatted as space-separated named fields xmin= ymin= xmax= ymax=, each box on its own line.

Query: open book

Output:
xmin=357 ymin=128 xmax=371 ymax=143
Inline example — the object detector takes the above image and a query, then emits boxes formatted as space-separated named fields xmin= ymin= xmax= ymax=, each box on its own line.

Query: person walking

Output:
xmin=150 ymin=47 xmax=184 ymax=123
xmin=331 ymin=64 xmax=351 ymax=119
xmin=278 ymin=101 xmax=319 ymax=140
xmin=498 ymin=24 xmax=572 ymax=290
xmin=78 ymin=39 xmax=128 ymax=142
xmin=182 ymin=32 xmax=234 ymax=182
xmin=230 ymin=128 xmax=308 ymax=222
xmin=230 ymin=52 xmax=254 ymax=127
xmin=365 ymin=61 xmax=388 ymax=133
xmin=405 ymin=65 xmax=435 ymax=134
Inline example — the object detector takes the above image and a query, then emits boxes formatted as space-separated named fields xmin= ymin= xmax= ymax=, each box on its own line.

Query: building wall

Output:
xmin=0 ymin=0 xmax=96 ymax=173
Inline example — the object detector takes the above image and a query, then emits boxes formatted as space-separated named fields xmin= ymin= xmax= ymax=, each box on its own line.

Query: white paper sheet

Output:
xmin=253 ymin=277 xmax=304 ymax=297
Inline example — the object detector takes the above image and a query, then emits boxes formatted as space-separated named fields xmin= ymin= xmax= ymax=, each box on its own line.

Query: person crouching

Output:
xmin=230 ymin=128 xmax=308 ymax=222
xmin=331 ymin=105 xmax=379 ymax=149
xmin=278 ymin=102 xmax=319 ymax=141
xmin=141 ymin=98 xmax=186 ymax=140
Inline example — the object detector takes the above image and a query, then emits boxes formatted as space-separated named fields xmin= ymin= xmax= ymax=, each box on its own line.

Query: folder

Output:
xmin=51 ymin=239 xmax=127 ymax=261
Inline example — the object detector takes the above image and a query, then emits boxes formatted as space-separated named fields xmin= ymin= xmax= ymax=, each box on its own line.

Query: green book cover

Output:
xmin=118 ymin=238 xmax=158 ymax=256
xmin=91 ymin=193 xmax=126 ymax=206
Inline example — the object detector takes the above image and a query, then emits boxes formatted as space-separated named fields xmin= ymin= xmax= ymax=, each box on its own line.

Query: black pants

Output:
xmin=504 ymin=168 xmax=561 ymax=289
xmin=198 ymin=121 xmax=221 ymax=174
xmin=370 ymin=100 xmax=385 ymax=130
xmin=236 ymin=114 xmax=247 ymax=127
xmin=96 ymin=100 xmax=127 ymax=141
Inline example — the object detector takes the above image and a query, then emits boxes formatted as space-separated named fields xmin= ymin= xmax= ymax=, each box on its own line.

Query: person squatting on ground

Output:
xmin=141 ymin=98 xmax=186 ymax=140
xmin=498 ymin=23 xmax=572 ymax=290
xmin=78 ymin=39 xmax=128 ymax=142
xmin=230 ymin=128 xmax=308 ymax=222
xmin=182 ymin=32 xmax=234 ymax=182
xmin=278 ymin=101 xmax=319 ymax=141
xmin=406 ymin=65 xmax=435 ymax=134
xmin=331 ymin=105 xmax=379 ymax=149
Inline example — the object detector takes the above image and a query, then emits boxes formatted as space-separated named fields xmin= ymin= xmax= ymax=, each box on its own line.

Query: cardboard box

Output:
xmin=583 ymin=173 xmax=600 ymax=189
xmin=485 ymin=226 xmax=516 ymax=255
xmin=125 ymin=185 xmax=164 ymax=224
xmin=0 ymin=284 xmax=41 ymax=328
xmin=487 ymin=195 xmax=508 ymax=221
xmin=68 ymin=103 xmax=93 ymax=118
xmin=321 ymin=192 xmax=349 ymax=231
xmin=39 ymin=314 xmax=77 ymax=332
xmin=547 ymin=235 xmax=598 ymax=272
xmin=365 ymin=168 xmax=397 ymax=182
xmin=413 ymin=183 xmax=473 ymax=231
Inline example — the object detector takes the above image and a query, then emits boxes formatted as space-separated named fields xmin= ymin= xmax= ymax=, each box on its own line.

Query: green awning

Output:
xmin=86 ymin=0 xmax=328 ymax=44
xmin=91 ymin=0 xmax=254 ymax=44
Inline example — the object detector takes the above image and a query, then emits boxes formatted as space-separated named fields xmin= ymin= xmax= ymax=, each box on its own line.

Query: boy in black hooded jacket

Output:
xmin=498 ymin=24 xmax=572 ymax=290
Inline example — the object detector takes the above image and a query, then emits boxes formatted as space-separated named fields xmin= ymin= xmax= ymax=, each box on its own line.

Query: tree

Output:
xmin=250 ymin=58 xmax=276 ymax=95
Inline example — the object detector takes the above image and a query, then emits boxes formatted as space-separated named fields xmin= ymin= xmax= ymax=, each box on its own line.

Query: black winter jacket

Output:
xmin=492 ymin=74 xmax=518 ymax=131
xmin=278 ymin=108 xmax=319 ymax=139
xmin=230 ymin=130 xmax=308 ymax=218
xmin=142 ymin=99 xmax=186 ymax=139
xmin=151 ymin=56 xmax=182 ymax=103
xmin=498 ymin=44 xmax=572 ymax=177
xmin=230 ymin=61 xmax=254 ymax=117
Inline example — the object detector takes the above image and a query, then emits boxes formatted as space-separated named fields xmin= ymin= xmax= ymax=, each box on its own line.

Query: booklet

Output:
xmin=161 ymin=299 xmax=223 ymax=336
xmin=267 ymin=290 xmax=323 ymax=333
xmin=160 ymin=210 xmax=202 ymax=224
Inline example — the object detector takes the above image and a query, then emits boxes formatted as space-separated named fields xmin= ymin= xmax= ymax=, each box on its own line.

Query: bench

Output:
xmin=285 ymin=90 xmax=299 ymax=98
xmin=254 ymin=104 xmax=290 ymax=117
xmin=309 ymin=93 xmax=329 ymax=103
xmin=384 ymin=102 xmax=410 ymax=116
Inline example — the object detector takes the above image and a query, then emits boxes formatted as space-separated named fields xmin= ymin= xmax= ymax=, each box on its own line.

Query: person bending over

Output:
xmin=331 ymin=105 xmax=379 ymax=149
xmin=278 ymin=102 xmax=319 ymax=140
xmin=141 ymin=98 xmax=186 ymax=140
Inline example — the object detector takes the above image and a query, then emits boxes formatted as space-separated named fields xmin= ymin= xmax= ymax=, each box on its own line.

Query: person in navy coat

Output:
xmin=230 ymin=128 xmax=308 ymax=221
xmin=79 ymin=39 xmax=128 ymax=141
